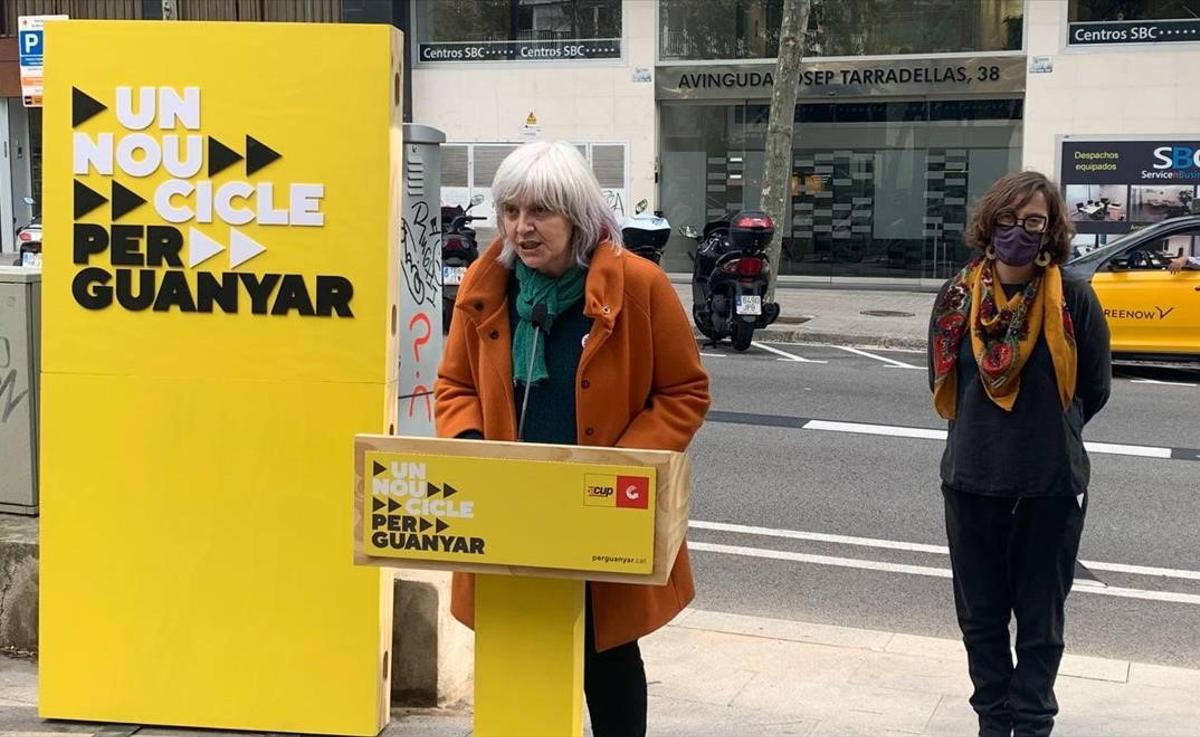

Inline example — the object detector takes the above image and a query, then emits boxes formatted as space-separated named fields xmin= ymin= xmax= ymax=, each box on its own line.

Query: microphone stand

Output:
xmin=517 ymin=304 xmax=548 ymax=441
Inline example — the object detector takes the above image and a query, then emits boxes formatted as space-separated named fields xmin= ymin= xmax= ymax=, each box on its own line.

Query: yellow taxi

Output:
xmin=1065 ymin=216 xmax=1200 ymax=360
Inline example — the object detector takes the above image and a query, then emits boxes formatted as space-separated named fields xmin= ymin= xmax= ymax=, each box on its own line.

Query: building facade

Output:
xmin=4 ymin=0 xmax=1199 ymax=275
xmin=409 ymin=0 xmax=1200 ymax=284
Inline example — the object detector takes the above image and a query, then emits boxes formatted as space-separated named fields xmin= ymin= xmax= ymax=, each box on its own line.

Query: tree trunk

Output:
xmin=760 ymin=0 xmax=810 ymax=300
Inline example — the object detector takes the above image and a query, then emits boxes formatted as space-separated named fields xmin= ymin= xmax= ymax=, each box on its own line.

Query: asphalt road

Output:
xmin=686 ymin=340 xmax=1200 ymax=668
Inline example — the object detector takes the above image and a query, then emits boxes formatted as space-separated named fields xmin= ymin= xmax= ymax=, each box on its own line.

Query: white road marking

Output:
xmin=699 ymin=352 xmax=725 ymax=358
xmin=1082 ymin=441 xmax=1172 ymax=459
xmin=689 ymin=520 xmax=1200 ymax=582
xmin=761 ymin=340 xmax=927 ymax=355
xmin=834 ymin=345 xmax=924 ymax=370
xmin=690 ymin=520 xmax=947 ymax=554
xmin=689 ymin=542 xmax=1200 ymax=605
xmin=1130 ymin=379 xmax=1198 ymax=387
xmin=803 ymin=419 xmax=948 ymax=441
xmin=798 ymin=418 xmax=1174 ymax=460
xmin=751 ymin=341 xmax=828 ymax=364
xmin=689 ymin=541 xmax=950 ymax=578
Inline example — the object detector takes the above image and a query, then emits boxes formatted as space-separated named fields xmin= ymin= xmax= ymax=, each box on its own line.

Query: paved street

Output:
xmin=686 ymin=339 xmax=1200 ymax=670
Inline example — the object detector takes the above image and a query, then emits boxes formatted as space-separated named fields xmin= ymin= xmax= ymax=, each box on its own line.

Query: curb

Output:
xmin=692 ymin=326 xmax=927 ymax=352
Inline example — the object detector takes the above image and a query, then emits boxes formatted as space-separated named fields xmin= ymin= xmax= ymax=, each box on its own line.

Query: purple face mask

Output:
xmin=991 ymin=226 xmax=1043 ymax=266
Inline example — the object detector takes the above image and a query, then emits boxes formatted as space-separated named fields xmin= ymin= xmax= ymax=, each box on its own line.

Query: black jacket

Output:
xmin=928 ymin=273 xmax=1112 ymax=497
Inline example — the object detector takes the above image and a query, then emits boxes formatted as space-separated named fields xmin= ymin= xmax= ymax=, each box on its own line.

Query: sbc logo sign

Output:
xmin=585 ymin=474 xmax=650 ymax=509
xmin=1153 ymin=146 xmax=1200 ymax=170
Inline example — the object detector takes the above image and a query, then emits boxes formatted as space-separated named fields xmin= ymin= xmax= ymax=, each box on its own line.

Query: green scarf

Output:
xmin=512 ymin=261 xmax=588 ymax=386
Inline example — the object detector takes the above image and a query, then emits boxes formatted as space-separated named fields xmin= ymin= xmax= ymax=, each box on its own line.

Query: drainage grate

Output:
xmin=860 ymin=310 xmax=916 ymax=318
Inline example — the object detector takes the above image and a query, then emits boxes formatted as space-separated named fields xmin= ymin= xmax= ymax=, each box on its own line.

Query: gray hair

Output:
xmin=491 ymin=141 xmax=624 ymax=268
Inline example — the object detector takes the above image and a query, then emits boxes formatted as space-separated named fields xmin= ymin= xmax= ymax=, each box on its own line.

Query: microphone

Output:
xmin=518 ymin=304 xmax=549 ymax=441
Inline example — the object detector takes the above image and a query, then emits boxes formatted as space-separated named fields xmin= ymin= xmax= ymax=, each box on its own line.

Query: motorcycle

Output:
xmin=621 ymin=199 xmax=670 ymax=265
xmin=680 ymin=210 xmax=782 ymax=352
xmin=14 ymin=197 xmax=41 ymax=267
xmin=441 ymin=194 xmax=485 ymax=333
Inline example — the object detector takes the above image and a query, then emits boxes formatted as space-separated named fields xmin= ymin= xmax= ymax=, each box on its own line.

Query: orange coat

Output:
xmin=434 ymin=238 xmax=711 ymax=651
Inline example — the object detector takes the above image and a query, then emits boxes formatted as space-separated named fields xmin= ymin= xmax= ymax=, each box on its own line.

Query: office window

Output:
xmin=440 ymin=142 xmax=628 ymax=238
xmin=414 ymin=0 xmax=622 ymax=63
xmin=1068 ymin=0 xmax=1200 ymax=45
xmin=659 ymin=100 xmax=1023 ymax=280
xmin=1070 ymin=0 xmax=1200 ymax=22
xmin=659 ymin=0 xmax=1023 ymax=61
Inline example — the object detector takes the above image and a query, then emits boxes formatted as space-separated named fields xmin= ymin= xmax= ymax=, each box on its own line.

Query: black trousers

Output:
xmin=584 ymin=587 xmax=648 ymax=737
xmin=943 ymin=488 xmax=1086 ymax=737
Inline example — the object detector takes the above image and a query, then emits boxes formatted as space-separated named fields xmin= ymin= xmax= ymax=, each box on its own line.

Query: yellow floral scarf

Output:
xmin=932 ymin=257 xmax=1076 ymax=420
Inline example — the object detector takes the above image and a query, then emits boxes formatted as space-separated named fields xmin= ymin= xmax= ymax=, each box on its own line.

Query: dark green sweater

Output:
xmin=509 ymin=273 xmax=594 ymax=445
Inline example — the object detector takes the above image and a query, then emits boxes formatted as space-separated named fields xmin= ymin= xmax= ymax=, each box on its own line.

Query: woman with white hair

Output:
xmin=435 ymin=141 xmax=710 ymax=735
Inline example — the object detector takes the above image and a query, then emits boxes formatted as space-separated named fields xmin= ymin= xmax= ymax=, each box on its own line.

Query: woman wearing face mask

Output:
xmin=928 ymin=171 xmax=1111 ymax=737
xmin=435 ymin=141 xmax=710 ymax=736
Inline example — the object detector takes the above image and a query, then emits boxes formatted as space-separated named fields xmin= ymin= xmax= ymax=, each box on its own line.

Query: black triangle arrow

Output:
xmin=419 ymin=518 xmax=433 ymax=533
xmin=372 ymin=497 xmax=386 ymax=513
xmin=388 ymin=498 xmax=402 ymax=513
xmin=74 ymin=180 xmax=108 ymax=220
xmin=111 ymin=181 xmax=147 ymax=220
xmin=373 ymin=461 xmax=387 ymax=476
xmin=443 ymin=484 xmax=458 ymax=499
xmin=246 ymin=135 xmax=281 ymax=175
xmin=427 ymin=483 xmax=441 ymax=497
xmin=73 ymin=87 xmax=107 ymax=128
xmin=208 ymin=136 xmax=244 ymax=177
xmin=435 ymin=519 xmax=449 ymax=534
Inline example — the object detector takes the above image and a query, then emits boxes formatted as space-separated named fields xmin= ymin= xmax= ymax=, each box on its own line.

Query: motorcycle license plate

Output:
xmin=443 ymin=266 xmax=467 ymax=286
xmin=21 ymin=252 xmax=41 ymax=268
xmin=736 ymin=295 xmax=762 ymax=316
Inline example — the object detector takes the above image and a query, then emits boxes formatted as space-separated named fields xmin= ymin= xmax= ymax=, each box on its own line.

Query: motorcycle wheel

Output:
xmin=731 ymin=321 xmax=754 ymax=352
xmin=692 ymin=304 xmax=715 ymax=340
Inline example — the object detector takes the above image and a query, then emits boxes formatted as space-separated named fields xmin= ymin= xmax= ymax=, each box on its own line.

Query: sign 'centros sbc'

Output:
xmin=70 ymin=85 xmax=355 ymax=317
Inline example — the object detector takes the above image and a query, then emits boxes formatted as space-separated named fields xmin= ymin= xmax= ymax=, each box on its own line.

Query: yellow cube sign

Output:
xmin=40 ymin=20 xmax=403 ymax=735
xmin=364 ymin=451 xmax=657 ymax=575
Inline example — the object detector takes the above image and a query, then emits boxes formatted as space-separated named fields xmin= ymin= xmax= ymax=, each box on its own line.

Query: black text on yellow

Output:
xmin=71 ymin=223 xmax=354 ymax=317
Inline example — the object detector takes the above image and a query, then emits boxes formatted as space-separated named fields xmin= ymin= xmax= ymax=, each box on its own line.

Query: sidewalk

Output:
xmin=4 ymin=607 xmax=1197 ymax=737
xmin=668 ymin=279 xmax=934 ymax=351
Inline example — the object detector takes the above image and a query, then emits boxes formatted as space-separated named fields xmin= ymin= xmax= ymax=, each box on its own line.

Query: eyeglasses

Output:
xmin=995 ymin=212 xmax=1048 ymax=234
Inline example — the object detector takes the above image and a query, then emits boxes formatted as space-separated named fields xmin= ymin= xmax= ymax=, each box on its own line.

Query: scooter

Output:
xmin=621 ymin=199 xmax=670 ymax=265
xmin=441 ymin=194 xmax=485 ymax=334
xmin=13 ymin=197 xmax=41 ymax=267
xmin=680 ymin=210 xmax=781 ymax=352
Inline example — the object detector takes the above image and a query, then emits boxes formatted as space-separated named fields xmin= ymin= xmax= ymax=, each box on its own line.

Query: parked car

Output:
xmin=1064 ymin=216 xmax=1200 ymax=361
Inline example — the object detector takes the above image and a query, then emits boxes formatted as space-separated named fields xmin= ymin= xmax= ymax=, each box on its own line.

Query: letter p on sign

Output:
xmin=20 ymin=31 xmax=42 ymax=56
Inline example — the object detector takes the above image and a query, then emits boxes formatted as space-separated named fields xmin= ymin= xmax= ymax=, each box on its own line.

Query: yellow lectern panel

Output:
xmin=355 ymin=436 xmax=692 ymax=586
xmin=40 ymin=20 xmax=402 ymax=735
xmin=363 ymin=450 xmax=657 ymax=574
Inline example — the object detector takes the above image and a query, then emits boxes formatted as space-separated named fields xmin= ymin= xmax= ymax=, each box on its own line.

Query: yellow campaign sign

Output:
xmin=40 ymin=22 xmax=398 ymax=386
xmin=364 ymin=452 xmax=656 ymax=575
xmin=40 ymin=20 xmax=402 ymax=735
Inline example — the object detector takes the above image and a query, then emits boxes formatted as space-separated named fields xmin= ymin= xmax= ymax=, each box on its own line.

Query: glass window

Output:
xmin=659 ymin=99 xmax=1023 ymax=280
xmin=659 ymin=0 xmax=1023 ymax=61
xmin=1069 ymin=0 xmax=1200 ymax=22
xmin=439 ymin=142 xmax=628 ymax=239
xmin=414 ymin=0 xmax=622 ymax=62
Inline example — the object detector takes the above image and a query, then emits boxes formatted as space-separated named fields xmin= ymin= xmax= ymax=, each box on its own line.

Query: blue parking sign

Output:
xmin=19 ymin=29 xmax=43 ymax=62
